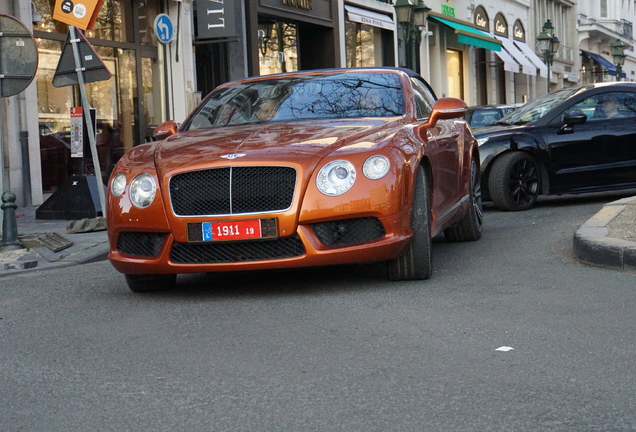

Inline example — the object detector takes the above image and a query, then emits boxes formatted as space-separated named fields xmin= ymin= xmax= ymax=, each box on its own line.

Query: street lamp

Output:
xmin=537 ymin=19 xmax=560 ymax=94
xmin=612 ymin=39 xmax=626 ymax=81
xmin=394 ymin=0 xmax=429 ymax=73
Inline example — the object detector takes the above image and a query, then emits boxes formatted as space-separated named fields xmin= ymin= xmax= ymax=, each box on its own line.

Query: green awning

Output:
xmin=429 ymin=15 xmax=502 ymax=52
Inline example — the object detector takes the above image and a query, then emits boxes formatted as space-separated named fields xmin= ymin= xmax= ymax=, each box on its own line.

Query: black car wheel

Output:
xmin=444 ymin=157 xmax=483 ymax=241
xmin=388 ymin=165 xmax=433 ymax=281
xmin=488 ymin=151 xmax=540 ymax=211
xmin=125 ymin=274 xmax=177 ymax=293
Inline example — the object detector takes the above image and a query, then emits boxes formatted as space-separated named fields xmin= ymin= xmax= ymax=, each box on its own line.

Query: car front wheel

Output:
xmin=444 ymin=157 xmax=483 ymax=242
xmin=488 ymin=151 xmax=540 ymax=211
xmin=125 ymin=274 xmax=177 ymax=293
xmin=387 ymin=165 xmax=433 ymax=281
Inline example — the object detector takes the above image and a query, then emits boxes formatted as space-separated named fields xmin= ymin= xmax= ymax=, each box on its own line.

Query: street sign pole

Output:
xmin=69 ymin=25 xmax=107 ymax=219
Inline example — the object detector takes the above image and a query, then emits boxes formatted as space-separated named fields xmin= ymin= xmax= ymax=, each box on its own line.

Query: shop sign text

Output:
xmin=196 ymin=0 xmax=236 ymax=40
xmin=282 ymin=0 xmax=312 ymax=10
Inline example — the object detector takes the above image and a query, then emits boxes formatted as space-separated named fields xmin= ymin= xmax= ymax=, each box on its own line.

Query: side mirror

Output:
xmin=426 ymin=98 xmax=468 ymax=128
xmin=153 ymin=120 xmax=179 ymax=139
xmin=558 ymin=111 xmax=587 ymax=135
xmin=563 ymin=111 xmax=587 ymax=126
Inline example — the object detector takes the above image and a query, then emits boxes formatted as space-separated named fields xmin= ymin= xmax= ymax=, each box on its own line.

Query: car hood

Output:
xmin=154 ymin=119 xmax=400 ymax=172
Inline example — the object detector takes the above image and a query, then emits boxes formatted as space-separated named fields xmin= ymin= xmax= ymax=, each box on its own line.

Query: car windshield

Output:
xmin=496 ymin=86 xmax=588 ymax=125
xmin=184 ymin=72 xmax=405 ymax=131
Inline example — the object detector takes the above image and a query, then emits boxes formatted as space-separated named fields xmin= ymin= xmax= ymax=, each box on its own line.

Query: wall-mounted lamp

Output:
xmin=31 ymin=1 xmax=42 ymax=25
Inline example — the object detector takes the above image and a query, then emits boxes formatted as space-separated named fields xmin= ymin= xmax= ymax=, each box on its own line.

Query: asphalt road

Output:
xmin=1 ymin=191 xmax=635 ymax=431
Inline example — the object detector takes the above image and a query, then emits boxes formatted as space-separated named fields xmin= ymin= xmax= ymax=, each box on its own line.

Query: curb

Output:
xmin=573 ymin=196 xmax=636 ymax=271
xmin=0 ymin=243 xmax=109 ymax=278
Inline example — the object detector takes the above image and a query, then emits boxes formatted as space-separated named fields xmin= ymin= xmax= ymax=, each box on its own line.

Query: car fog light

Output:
xmin=363 ymin=155 xmax=390 ymax=179
xmin=111 ymin=173 xmax=126 ymax=197
xmin=317 ymin=160 xmax=356 ymax=196
xmin=130 ymin=173 xmax=157 ymax=208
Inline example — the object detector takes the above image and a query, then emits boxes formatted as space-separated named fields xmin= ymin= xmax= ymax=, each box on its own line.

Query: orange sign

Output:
xmin=52 ymin=0 xmax=104 ymax=30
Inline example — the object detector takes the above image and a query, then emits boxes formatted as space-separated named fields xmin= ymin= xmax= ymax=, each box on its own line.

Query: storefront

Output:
xmin=32 ymin=0 xmax=178 ymax=193
xmin=471 ymin=6 xmax=517 ymax=104
xmin=193 ymin=0 xmax=247 ymax=96
xmin=245 ymin=0 xmax=341 ymax=76
xmin=425 ymin=9 xmax=502 ymax=101
xmin=343 ymin=2 xmax=395 ymax=68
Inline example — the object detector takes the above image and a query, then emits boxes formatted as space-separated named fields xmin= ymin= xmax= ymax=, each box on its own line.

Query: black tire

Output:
xmin=125 ymin=274 xmax=177 ymax=293
xmin=444 ymin=157 xmax=483 ymax=242
xmin=488 ymin=151 xmax=540 ymax=211
xmin=387 ymin=165 xmax=433 ymax=281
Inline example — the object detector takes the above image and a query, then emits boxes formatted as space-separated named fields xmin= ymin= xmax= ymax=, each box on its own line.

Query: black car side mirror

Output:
xmin=558 ymin=111 xmax=587 ymax=134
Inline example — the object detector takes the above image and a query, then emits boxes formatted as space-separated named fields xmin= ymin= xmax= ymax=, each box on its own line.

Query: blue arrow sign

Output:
xmin=154 ymin=13 xmax=174 ymax=44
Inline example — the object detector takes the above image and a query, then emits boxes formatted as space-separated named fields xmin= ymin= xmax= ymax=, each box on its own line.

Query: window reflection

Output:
xmin=186 ymin=73 xmax=405 ymax=131
xmin=258 ymin=21 xmax=298 ymax=75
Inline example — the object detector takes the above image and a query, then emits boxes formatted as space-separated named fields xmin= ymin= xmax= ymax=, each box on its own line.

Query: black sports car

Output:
xmin=473 ymin=82 xmax=636 ymax=211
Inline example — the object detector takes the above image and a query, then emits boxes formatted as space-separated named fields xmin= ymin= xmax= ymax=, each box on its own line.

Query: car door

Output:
xmin=545 ymin=91 xmax=636 ymax=193
xmin=411 ymin=78 xmax=461 ymax=220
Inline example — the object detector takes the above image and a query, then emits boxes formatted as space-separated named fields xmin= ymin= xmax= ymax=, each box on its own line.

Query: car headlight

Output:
xmin=363 ymin=155 xmax=390 ymax=180
xmin=130 ymin=173 xmax=157 ymax=208
xmin=316 ymin=160 xmax=356 ymax=196
xmin=111 ymin=173 xmax=126 ymax=197
xmin=477 ymin=137 xmax=489 ymax=146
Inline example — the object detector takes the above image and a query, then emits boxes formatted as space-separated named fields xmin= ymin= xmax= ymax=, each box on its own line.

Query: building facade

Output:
xmin=0 ymin=0 xmax=634 ymax=212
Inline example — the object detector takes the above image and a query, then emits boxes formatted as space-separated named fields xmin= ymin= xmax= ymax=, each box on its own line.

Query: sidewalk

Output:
xmin=573 ymin=195 xmax=636 ymax=272
xmin=0 ymin=205 xmax=109 ymax=277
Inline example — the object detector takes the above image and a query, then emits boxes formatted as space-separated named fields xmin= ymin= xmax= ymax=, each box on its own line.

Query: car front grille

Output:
xmin=169 ymin=166 xmax=296 ymax=216
xmin=117 ymin=232 xmax=167 ymax=257
xmin=170 ymin=235 xmax=305 ymax=264
xmin=311 ymin=217 xmax=386 ymax=247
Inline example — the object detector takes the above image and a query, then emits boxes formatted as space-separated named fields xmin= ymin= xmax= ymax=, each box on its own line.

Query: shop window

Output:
xmin=36 ymin=42 xmax=142 ymax=191
xmin=36 ymin=39 xmax=74 ymax=193
xmin=258 ymin=21 xmax=298 ymax=75
xmin=446 ymin=49 xmax=464 ymax=100
xmin=139 ymin=1 xmax=161 ymax=45
xmin=142 ymin=57 xmax=167 ymax=135
xmin=345 ymin=22 xmax=379 ymax=67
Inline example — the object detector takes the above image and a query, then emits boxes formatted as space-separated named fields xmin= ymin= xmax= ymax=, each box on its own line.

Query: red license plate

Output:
xmin=188 ymin=218 xmax=277 ymax=242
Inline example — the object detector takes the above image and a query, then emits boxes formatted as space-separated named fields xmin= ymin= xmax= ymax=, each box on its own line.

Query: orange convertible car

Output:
xmin=107 ymin=68 xmax=483 ymax=292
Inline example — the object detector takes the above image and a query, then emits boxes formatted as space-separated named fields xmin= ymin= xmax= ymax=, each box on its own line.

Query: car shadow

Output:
xmin=482 ymin=188 xmax=636 ymax=212
xmin=142 ymin=262 xmax=393 ymax=298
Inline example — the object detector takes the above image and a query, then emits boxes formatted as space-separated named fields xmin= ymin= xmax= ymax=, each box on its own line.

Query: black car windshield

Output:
xmin=497 ymin=86 xmax=588 ymax=125
xmin=184 ymin=72 xmax=405 ymax=130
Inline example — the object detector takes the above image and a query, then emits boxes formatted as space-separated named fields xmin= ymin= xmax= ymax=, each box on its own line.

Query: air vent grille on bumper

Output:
xmin=312 ymin=217 xmax=386 ymax=247
xmin=117 ymin=232 xmax=167 ymax=257
xmin=170 ymin=235 xmax=305 ymax=264
xmin=170 ymin=166 xmax=296 ymax=216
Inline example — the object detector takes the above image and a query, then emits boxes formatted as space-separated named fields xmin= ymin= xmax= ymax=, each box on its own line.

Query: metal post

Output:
xmin=69 ymin=25 xmax=107 ymax=219
xmin=0 ymin=191 xmax=24 ymax=251
xmin=546 ymin=55 xmax=551 ymax=94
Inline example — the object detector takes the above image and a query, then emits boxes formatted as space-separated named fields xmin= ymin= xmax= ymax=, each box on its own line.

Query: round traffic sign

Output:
xmin=154 ymin=13 xmax=175 ymax=44
xmin=0 ymin=14 xmax=38 ymax=98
